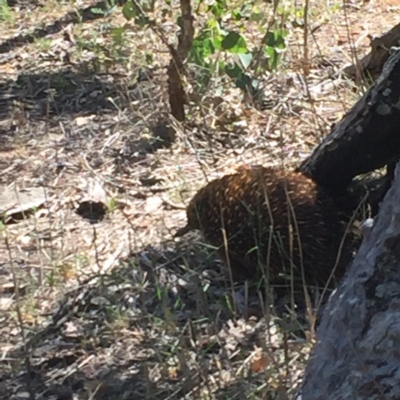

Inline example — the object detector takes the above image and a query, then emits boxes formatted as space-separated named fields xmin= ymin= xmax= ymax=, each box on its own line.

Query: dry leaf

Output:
xmin=145 ymin=196 xmax=163 ymax=213
xmin=250 ymin=350 xmax=269 ymax=373
xmin=168 ymin=366 xmax=179 ymax=380
xmin=74 ymin=115 xmax=96 ymax=126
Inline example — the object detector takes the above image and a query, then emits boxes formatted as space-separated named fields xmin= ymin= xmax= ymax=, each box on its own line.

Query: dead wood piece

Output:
xmin=332 ymin=170 xmax=397 ymax=220
xmin=0 ymin=186 xmax=46 ymax=216
xmin=344 ymin=22 xmax=400 ymax=82
xmin=299 ymin=49 xmax=400 ymax=194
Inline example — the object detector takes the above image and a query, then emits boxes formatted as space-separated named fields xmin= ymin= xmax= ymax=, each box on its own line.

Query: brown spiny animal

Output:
xmin=176 ymin=166 xmax=352 ymax=288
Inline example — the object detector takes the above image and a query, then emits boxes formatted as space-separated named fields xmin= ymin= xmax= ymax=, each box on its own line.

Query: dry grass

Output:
xmin=0 ymin=0 xmax=399 ymax=398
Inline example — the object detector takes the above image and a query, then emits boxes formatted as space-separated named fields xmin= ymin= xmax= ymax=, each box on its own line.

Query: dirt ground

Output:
xmin=0 ymin=0 xmax=399 ymax=399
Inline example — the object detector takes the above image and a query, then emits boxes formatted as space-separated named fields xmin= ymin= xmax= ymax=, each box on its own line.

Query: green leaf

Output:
xmin=122 ymin=1 xmax=139 ymax=20
xmin=238 ymin=52 xmax=252 ymax=69
xmin=232 ymin=3 xmax=252 ymax=20
xmin=221 ymin=31 xmax=247 ymax=54
xmin=232 ymin=10 xmax=242 ymax=21
xmin=111 ymin=27 xmax=125 ymax=44
xmin=249 ymin=12 xmax=263 ymax=22
xmin=211 ymin=35 xmax=223 ymax=51
xmin=135 ymin=14 xmax=151 ymax=27
xmin=122 ymin=0 xmax=151 ymax=27
xmin=264 ymin=45 xmax=275 ymax=58
xmin=264 ymin=31 xmax=275 ymax=47
xmin=188 ymin=30 xmax=217 ymax=66
xmin=208 ymin=0 xmax=228 ymax=19
xmin=145 ymin=52 xmax=153 ymax=64
xmin=250 ymin=78 xmax=259 ymax=91
xmin=91 ymin=7 xmax=104 ymax=15
xmin=265 ymin=46 xmax=280 ymax=71
xmin=141 ymin=0 xmax=155 ymax=12
xmin=224 ymin=62 xmax=242 ymax=80
xmin=264 ymin=29 xmax=287 ymax=48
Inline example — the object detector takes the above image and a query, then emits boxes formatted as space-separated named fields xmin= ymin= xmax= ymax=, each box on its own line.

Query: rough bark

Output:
xmin=295 ymin=162 xmax=400 ymax=400
xmin=343 ymin=23 xmax=400 ymax=83
xmin=298 ymin=49 xmax=400 ymax=195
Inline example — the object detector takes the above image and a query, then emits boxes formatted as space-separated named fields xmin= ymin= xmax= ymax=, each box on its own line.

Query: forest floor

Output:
xmin=0 ymin=0 xmax=399 ymax=399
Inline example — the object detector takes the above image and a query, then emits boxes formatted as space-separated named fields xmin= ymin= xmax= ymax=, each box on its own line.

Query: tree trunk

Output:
xmin=167 ymin=0 xmax=194 ymax=122
xmin=295 ymin=162 xmax=400 ymax=400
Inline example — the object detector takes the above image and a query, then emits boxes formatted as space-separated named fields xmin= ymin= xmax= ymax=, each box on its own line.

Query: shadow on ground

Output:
xmin=0 ymin=62 xmax=179 ymax=172
xmin=1 ymin=238 xmax=312 ymax=399
xmin=1 ymin=1 xmax=129 ymax=55
xmin=1 ymin=0 xmax=176 ymax=153
xmin=0 ymin=64 xmax=161 ymax=121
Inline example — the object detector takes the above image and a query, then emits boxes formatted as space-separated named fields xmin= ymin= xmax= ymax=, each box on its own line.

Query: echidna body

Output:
xmin=177 ymin=166 xmax=351 ymax=287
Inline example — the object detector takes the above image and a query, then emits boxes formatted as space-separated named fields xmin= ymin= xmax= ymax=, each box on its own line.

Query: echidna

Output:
xmin=176 ymin=166 xmax=353 ymax=288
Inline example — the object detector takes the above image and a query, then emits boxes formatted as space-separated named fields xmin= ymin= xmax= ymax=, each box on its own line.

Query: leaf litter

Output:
xmin=0 ymin=0 xmax=398 ymax=398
